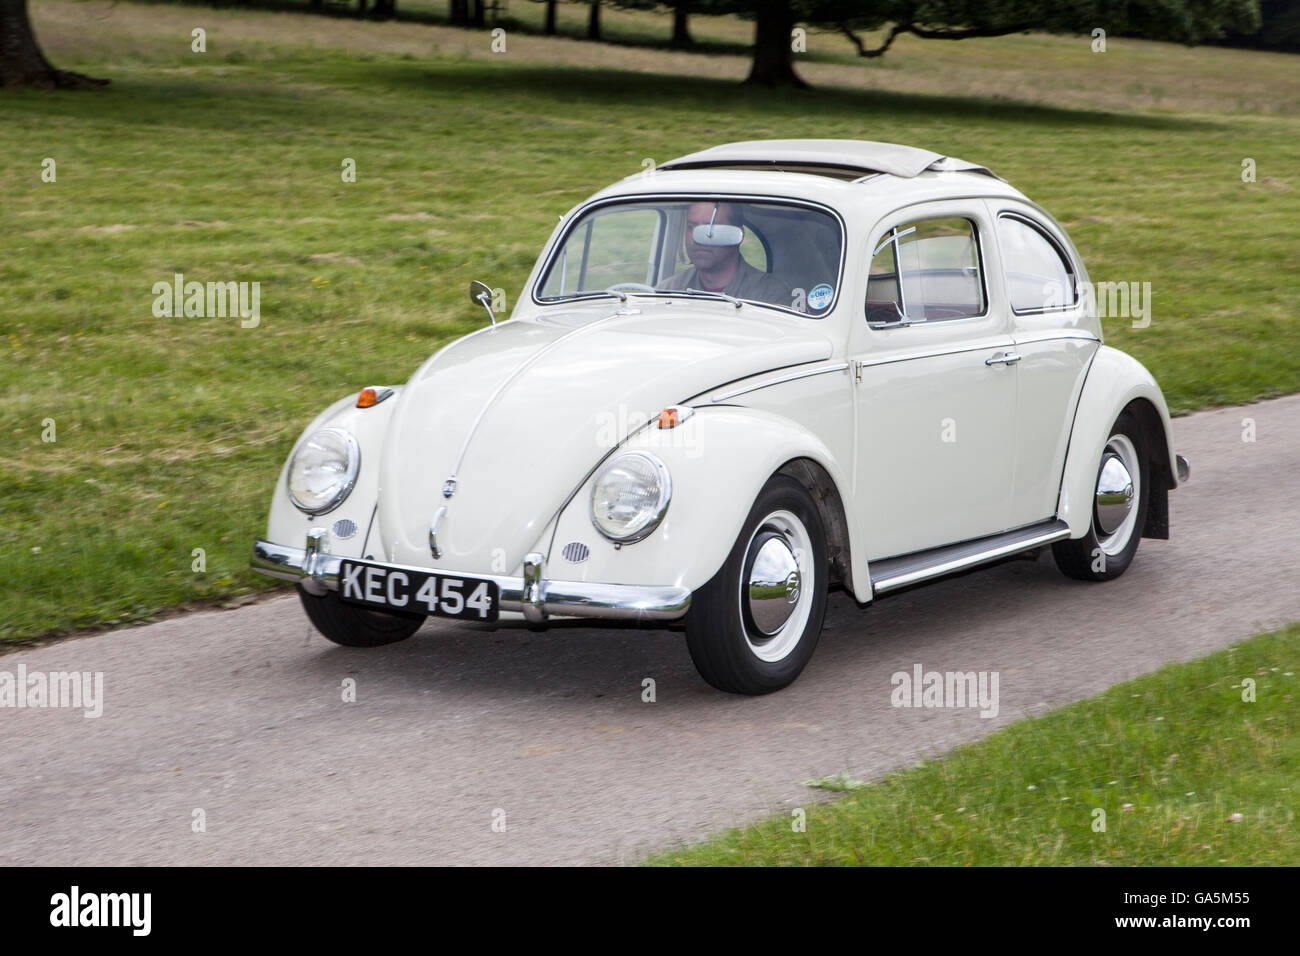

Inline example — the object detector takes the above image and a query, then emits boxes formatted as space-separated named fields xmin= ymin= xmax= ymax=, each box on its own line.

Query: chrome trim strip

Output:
xmin=1176 ymin=454 xmax=1190 ymax=483
xmin=710 ymin=362 xmax=850 ymax=402
xmin=855 ymin=340 xmax=1012 ymax=370
xmin=870 ymin=520 xmax=1071 ymax=594
xmin=251 ymin=540 xmax=692 ymax=623
xmin=1011 ymin=329 xmax=1100 ymax=346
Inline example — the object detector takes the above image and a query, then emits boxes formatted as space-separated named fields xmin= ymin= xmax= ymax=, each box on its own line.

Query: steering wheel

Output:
xmin=605 ymin=282 xmax=657 ymax=295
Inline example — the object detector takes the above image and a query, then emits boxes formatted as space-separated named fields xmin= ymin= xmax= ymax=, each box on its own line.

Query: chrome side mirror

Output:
xmin=469 ymin=280 xmax=497 ymax=326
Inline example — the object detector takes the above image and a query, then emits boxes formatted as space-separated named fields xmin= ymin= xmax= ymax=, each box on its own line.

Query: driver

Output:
xmin=658 ymin=202 xmax=791 ymax=307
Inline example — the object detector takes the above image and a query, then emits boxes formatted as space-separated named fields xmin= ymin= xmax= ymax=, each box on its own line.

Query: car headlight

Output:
xmin=287 ymin=427 xmax=360 ymax=516
xmin=590 ymin=452 xmax=671 ymax=543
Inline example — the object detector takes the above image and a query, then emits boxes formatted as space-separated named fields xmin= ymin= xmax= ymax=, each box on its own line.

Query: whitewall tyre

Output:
xmin=685 ymin=474 xmax=828 ymax=695
xmin=1052 ymin=410 xmax=1150 ymax=582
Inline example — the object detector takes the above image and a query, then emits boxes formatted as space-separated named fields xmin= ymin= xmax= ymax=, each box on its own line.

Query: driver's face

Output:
xmin=684 ymin=202 xmax=741 ymax=271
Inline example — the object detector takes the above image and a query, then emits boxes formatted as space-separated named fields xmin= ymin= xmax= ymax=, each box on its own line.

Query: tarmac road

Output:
xmin=2 ymin=394 xmax=1297 ymax=866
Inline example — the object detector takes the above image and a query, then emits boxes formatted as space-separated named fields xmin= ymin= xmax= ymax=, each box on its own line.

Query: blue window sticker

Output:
xmin=806 ymin=283 xmax=834 ymax=312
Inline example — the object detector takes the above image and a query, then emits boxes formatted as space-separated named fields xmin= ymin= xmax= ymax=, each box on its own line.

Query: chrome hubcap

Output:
xmin=739 ymin=509 xmax=814 ymax=663
xmin=746 ymin=534 xmax=801 ymax=635
xmin=1094 ymin=453 xmax=1134 ymax=536
xmin=1094 ymin=434 xmax=1141 ymax=555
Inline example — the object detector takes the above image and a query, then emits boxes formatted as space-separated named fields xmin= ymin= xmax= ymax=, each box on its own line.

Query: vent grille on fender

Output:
xmin=561 ymin=542 xmax=590 ymax=563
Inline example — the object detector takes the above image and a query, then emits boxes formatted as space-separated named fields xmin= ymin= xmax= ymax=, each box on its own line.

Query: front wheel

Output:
xmin=297 ymin=585 xmax=426 ymax=647
xmin=1052 ymin=410 xmax=1150 ymax=581
xmin=685 ymin=474 xmax=828 ymax=695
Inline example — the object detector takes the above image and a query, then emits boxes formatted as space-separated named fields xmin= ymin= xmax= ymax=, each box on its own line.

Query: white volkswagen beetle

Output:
xmin=253 ymin=140 xmax=1189 ymax=695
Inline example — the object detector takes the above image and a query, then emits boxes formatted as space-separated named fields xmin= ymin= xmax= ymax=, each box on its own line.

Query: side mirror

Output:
xmin=469 ymin=280 xmax=497 ymax=326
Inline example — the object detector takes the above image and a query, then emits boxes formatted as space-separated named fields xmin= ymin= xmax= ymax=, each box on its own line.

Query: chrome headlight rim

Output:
xmin=589 ymin=451 xmax=672 ymax=544
xmin=287 ymin=426 xmax=361 ymax=517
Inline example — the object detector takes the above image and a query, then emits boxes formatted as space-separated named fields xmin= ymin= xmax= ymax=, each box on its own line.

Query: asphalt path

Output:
xmin=2 ymin=394 xmax=1298 ymax=865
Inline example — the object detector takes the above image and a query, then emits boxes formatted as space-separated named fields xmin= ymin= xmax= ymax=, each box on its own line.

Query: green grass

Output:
xmin=2 ymin=2 xmax=1298 ymax=644
xmin=647 ymin=625 xmax=1300 ymax=866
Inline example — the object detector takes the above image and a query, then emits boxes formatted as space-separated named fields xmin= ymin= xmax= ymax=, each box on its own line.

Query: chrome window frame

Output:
xmin=864 ymin=213 xmax=990 ymax=329
xmin=530 ymin=192 xmax=849 ymax=320
xmin=996 ymin=211 xmax=1081 ymax=316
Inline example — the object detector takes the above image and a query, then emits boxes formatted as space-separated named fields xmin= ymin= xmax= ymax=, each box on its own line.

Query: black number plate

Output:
xmin=338 ymin=561 xmax=499 ymax=622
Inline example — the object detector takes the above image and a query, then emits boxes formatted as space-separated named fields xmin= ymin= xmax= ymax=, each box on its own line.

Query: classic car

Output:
xmin=252 ymin=139 xmax=1190 ymax=695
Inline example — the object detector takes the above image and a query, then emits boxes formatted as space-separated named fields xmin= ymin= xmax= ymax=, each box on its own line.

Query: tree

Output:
xmin=0 ymin=0 xmax=108 ymax=88
xmin=726 ymin=0 xmax=1262 ymax=87
xmin=588 ymin=0 xmax=602 ymax=39
xmin=670 ymin=0 xmax=695 ymax=46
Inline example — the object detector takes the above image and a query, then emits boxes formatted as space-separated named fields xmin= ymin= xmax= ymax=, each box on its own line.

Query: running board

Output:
xmin=870 ymin=519 xmax=1071 ymax=595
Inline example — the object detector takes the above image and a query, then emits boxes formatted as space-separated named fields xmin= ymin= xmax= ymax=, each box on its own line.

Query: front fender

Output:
xmin=544 ymin=405 xmax=866 ymax=598
xmin=1058 ymin=347 xmax=1179 ymax=538
xmin=264 ymin=388 xmax=403 ymax=558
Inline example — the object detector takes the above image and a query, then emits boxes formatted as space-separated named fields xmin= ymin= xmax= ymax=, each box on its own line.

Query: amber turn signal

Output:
xmin=658 ymin=406 xmax=694 ymax=429
xmin=357 ymin=387 xmax=379 ymax=408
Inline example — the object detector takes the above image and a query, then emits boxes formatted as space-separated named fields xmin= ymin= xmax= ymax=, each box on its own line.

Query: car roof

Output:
xmin=589 ymin=163 xmax=1032 ymax=222
xmin=655 ymin=139 xmax=998 ymax=181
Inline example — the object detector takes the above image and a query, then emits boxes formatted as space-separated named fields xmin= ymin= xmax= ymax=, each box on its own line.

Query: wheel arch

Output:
xmin=1057 ymin=346 xmax=1179 ymax=540
xmin=776 ymin=457 xmax=855 ymax=594
xmin=547 ymin=405 xmax=869 ymax=599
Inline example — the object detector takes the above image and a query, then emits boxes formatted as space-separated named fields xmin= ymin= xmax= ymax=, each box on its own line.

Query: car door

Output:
xmin=985 ymin=203 xmax=1101 ymax=529
xmin=849 ymin=205 xmax=1018 ymax=561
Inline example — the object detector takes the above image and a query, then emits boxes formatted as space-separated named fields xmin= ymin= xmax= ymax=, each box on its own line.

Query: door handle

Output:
xmin=985 ymin=351 xmax=1022 ymax=366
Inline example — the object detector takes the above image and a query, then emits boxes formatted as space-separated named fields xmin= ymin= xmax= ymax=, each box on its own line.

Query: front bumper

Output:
xmin=251 ymin=537 xmax=692 ymax=625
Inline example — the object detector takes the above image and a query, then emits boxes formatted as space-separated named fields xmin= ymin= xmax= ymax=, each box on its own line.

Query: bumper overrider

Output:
xmin=251 ymin=535 xmax=692 ymax=624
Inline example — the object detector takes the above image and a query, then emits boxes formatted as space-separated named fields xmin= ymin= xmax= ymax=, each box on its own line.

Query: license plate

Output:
xmin=338 ymin=560 xmax=499 ymax=622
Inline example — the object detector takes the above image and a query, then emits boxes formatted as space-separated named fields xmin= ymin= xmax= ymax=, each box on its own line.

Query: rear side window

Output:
xmin=997 ymin=214 xmax=1076 ymax=312
xmin=866 ymin=217 xmax=985 ymax=326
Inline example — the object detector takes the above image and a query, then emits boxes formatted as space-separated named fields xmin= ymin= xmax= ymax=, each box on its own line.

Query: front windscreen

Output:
xmin=536 ymin=198 xmax=844 ymax=316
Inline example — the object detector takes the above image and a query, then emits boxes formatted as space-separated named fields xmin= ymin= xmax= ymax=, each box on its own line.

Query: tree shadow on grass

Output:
xmin=2 ymin=58 xmax=1224 ymax=137
xmin=119 ymin=0 xmax=759 ymax=58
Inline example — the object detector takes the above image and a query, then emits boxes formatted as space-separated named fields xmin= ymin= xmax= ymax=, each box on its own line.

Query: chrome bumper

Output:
xmin=251 ymin=537 xmax=691 ymax=624
xmin=1176 ymin=454 xmax=1191 ymax=483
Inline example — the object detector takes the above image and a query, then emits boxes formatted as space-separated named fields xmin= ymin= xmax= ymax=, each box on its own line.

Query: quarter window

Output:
xmin=997 ymin=215 xmax=1077 ymax=312
xmin=866 ymin=217 xmax=985 ymax=326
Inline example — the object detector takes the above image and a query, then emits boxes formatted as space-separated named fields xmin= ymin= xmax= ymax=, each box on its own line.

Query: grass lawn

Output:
xmin=1 ymin=1 xmax=1298 ymax=643
xmin=646 ymin=624 xmax=1300 ymax=866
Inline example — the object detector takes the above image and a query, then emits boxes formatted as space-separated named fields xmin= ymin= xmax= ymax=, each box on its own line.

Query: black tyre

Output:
xmin=685 ymin=474 xmax=828 ymax=695
xmin=1052 ymin=410 xmax=1150 ymax=581
xmin=297 ymin=585 xmax=425 ymax=647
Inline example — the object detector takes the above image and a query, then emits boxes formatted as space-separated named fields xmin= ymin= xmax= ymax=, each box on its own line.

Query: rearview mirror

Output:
xmin=691 ymin=223 xmax=744 ymax=247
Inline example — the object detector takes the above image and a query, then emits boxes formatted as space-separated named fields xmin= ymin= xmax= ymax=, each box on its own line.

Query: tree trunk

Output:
xmin=587 ymin=0 xmax=600 ymax=41
xmin=373 ymin=0 xmax=396 ymax=19
xmin=471 ymin=0 xmax=484 ymax=27
xmin=671 ymin=3 xmax=693 ymax=48
xmin=449 ymin=0 xmax=469 ymax=26
xmin=544 ymin=0 xmax=557 ymax=35
xmin=744 ymin=0 xmax=805 ymax=87
xmin=0 ymin=0 xmax=107 ymax=89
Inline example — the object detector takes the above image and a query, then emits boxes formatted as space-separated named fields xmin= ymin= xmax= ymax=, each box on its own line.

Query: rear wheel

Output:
xmin=1053 ymin=410 xmax=1149 ymax=581
xmin=685 ymin=474 xmax=828 ymax=695
xmin=297 ymin=585 xmax=426 ymax=647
